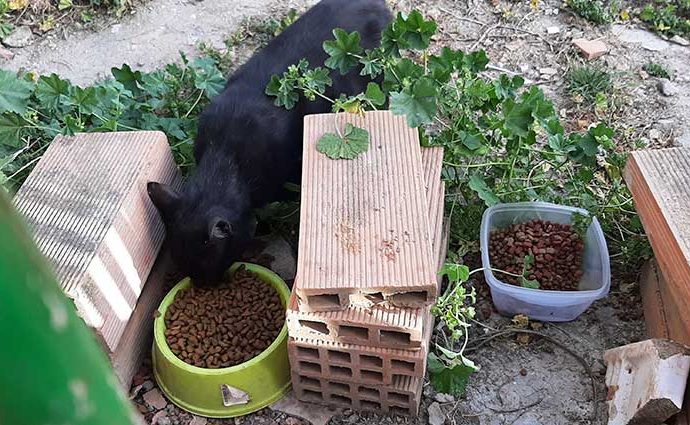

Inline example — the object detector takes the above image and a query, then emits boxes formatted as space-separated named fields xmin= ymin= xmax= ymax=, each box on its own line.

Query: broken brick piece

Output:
xmin=13 ymin=131 xmax=181 ymax=352
xmin=573 ymin=38 xmax=609 ymax=60
xmin=604 ymin=339 xmax=690 ymax=425
xmin=0 ymin=46 xmax=14 ymax=61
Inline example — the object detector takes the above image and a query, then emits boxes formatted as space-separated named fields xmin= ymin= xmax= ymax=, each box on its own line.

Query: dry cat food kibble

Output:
xmin=489 ymin=219 xmax=584 ymax=291
xmin=164 ymin=266 xmax=285 ymax=368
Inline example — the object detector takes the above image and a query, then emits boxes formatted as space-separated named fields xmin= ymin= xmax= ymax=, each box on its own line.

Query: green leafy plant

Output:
xmin=430 ymin=264 xmax=478 ymax=395
xmin=263 ymin=8 xmax=299 ymax=37
xmin=0 ymin=10 xmax=303 ymax=192
xmin=644 ymin=62 xmax=672 ymax=79
xmin=264 ymin=9 xmax=646 ymax=391
xmin=567 ymin=0 xmax=619 ymax=24
xmin=640 ymin=1 xmax=690 ymax=37
xmin=572 ymin=211 xmax=593 ymax=239
xmin=0 ymin=53 xmax=226 ymax=191
xmin=519 ymin=254 xmax=540 ymax=289
xmin=317 ymin=123 xmax=369 ymax=159
xmin=567 ymin=65 xmax=613 ymax=102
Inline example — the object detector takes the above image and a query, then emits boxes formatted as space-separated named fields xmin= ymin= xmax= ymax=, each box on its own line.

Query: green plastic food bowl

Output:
xmin=152 ymin=262 xmax=291 ymax=418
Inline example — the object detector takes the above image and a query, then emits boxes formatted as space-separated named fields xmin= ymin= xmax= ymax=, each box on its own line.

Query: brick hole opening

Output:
xmin=298 ymin=320 xmax=329 ymax=335
xmin=388 ymin=291 xmax=428 ymax=305
xmin=330 ymin=394 xmax=352 ymax=405
xmin=296 ymin=346 xmax=320 ymax=360
xmin=379 ymin=330 xmax=411 ymax=346
xmin=361 ymin=400 xmax=381 ymax=410
xmin=328 ymin=350 xmax=351 ymax=363
xmin=358 ymin=386 xmax=380 ymax=398
xmin=299 ymin=376 xmax=321 ymax=388
xmin=329 ymin=365 xmax=353 ymax=378
xmin=306 ymin=294 xmax=341 ymax=309
xmin=361 ymin=369 xmax=383 ymax=382
xmin=299 ymin=361 xmax=321 ymax=374
xmin=388 ymin=392 xmax=410 ymax=404
xmin=327 ymin=382 xmax=350 ymax=394
xmin=365 ymin=292 xmax=384 ymax=303
xmin=339 ymin=325 xmax=369 ymax=341
xmin=391 ymin=359 xmax=416 ymax=373
xmin=360 ymin=354 xmax=383 ymax=368
xmin=390 ymin=406 xmax=410 ymax=416
xmin=301 ymin=389 xmax=323 ymax=403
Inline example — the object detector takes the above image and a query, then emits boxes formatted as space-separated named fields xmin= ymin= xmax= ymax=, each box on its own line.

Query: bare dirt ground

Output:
xmin=4 ymin=0 xmax=689 ymax=423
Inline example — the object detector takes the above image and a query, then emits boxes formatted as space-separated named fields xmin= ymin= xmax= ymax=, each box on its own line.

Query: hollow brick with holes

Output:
xmin=12 ymin=131 xmax=182 ymax=352
xmin=295 ymin=111 xmax=438 ymax=311
xmin=291 ymin=372 xmax=422 ymax=416
xmin=287 ymin=142 xmax=448 ymax=415
xmin=287 ymin=147 xmax=445 ymax=351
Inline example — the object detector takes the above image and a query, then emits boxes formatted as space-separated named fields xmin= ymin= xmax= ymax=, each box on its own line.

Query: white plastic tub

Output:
xmin=480 ymin=202 xmax=611 ymax=322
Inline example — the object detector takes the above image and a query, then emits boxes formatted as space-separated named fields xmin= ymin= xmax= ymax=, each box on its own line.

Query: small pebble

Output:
xmin=539 ymin=67 xmax=558 ymax=76
xmin=520 ymin=368 xmax=528 ymax=376
xmin=434 ymin=393 xmax=456 ymax=403
xmin=428 ymin=402 xmax=445 ymax=425
xmin=143 ymin=388 xmax=168 ymax=410
xmin=189 ymin=417 xmax=208 ymax=425
xmin=152 ymin=411 xmax=171 ymax=425
xmin=657 ymin=80 xmax=679 ymax=97
xmin=2 ymin=26 xmax=34 ymax=48
xmin=670 ymin=35 xmax=690 ymax=46
xmin=0 ymin=47 xmax=14 ymax=61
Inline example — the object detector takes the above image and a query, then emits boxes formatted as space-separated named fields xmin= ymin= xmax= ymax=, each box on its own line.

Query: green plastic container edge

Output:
xmin=152 ymin=262 xmax=291 ymax=418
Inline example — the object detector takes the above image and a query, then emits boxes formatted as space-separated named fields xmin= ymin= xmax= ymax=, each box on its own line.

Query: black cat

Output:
xmin=147 ymin=0 xmax=392 ymax=285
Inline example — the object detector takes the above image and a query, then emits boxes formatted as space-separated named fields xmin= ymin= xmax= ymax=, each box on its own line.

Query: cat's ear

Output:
xmin=147 ymin=182 xmax=181 ymax=222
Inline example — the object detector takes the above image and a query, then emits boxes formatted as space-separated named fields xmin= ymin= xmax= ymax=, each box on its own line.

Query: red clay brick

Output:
xmin=288 ymin=161 xmax=448 ymax=415
xmin=296 ymin=111 xmax=437 ymax=311
xmin=292 ymin=372 xmax=423 ymax=416
xmin=288 ymin=318 xmax=429 ymax=386
xmin=13 ymin=131 xmax=181 ymax=352
xmin=287 ymin=148 xmax=444 ymax=351
xmin=110 ymin=248 xmax=173 ymax=388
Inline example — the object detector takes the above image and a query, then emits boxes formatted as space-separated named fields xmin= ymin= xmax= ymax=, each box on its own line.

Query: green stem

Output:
xmin=307 ymin=88 xmax=336 ymax=104
xmin=522 ymin=146 xmax=554 ymax=155
xmin=26 ymin=106 xmax=51 ymax=121
xmin=443 ymin=161 xmax=509 ymax=168
xmin=434 ymin=116 xmax=452 ymax=130
xmin=467 ymin=266 xmax=524 ymax=279
xmin=183 ymin=90 xmax=204 ymax=118
xmin=496 ymin=184 xmax=549 ymax=197
xmin=92 ymin=113 xmax=140 ymax=131
xmin=8 ymin=156 xmax=42 ymax=181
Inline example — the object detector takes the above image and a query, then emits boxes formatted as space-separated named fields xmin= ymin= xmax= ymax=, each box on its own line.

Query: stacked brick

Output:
xmin=288 ymin=111 xmax=447 ymax=415
xmin=12 ymin=131 xmax=181 ymax=387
